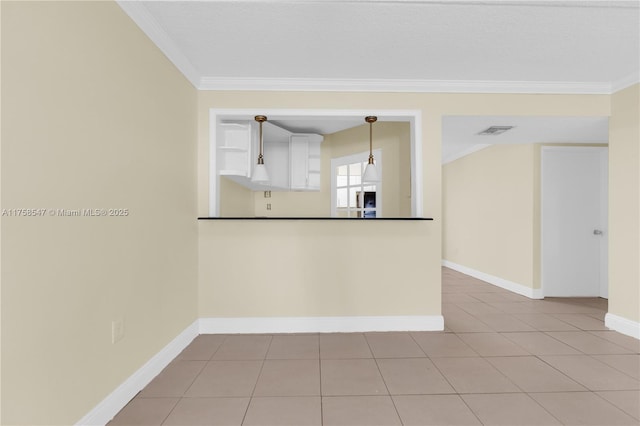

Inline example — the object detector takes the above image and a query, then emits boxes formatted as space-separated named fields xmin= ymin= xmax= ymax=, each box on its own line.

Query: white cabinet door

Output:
xmin=290 ymin=135 xmax=323 ymax=190
xmin=290 ymin=136 xmax=310 ymax=190
xmin=264 ymin=140 xmax=290 ymax=189
xmin=307 ymin=140 xmax=321 ymax=190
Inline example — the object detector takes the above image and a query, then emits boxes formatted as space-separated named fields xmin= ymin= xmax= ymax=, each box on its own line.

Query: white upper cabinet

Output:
xmin=290 ymin=134 xmax=323 ymax=190
xmin=262 ymin=122 xmax=291 ymax=190
xmin=218 ymin=120 xmax=323 ymax=191
xmin=217 ymin=122 xmax=253 ymax=176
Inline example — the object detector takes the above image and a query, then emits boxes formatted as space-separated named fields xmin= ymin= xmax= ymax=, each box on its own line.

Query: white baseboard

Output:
xmin=605 ymin=313 xmax=640 ymax=340
xmin=442 ymin=260 xmax=543 ymax=299
xmin=199 ymin=315 xmax=444 ymax=334
xmin=76 ymin=320 xmax=199 ymax=426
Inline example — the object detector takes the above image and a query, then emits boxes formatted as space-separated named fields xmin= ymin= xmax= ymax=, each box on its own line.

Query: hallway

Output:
xmin=109 ymin=267 xmax=640 ymax=425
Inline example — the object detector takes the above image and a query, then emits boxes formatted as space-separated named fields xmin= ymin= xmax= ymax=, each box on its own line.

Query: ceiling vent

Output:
xmin=478 ymin=126 xmax=514 ymax=136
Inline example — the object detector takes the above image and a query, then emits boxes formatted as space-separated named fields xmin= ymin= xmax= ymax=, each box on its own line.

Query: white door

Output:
xmin=542 ymin=147 xmax=608 ymax=298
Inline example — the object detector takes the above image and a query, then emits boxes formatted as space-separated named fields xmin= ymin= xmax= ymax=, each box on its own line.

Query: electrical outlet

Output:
xmin=264 ymin=190 xmax=271 ymax=198
xmin=266 ymin=203 xmax=272 ymax=210
xmin=112 ymin=319 xmax=124 ymax=344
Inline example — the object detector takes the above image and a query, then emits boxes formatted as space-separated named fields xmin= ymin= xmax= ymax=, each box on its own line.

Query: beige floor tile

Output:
xmin=468 ymin=292 xmax=516 ymax=303
xmin=546 ymin=331 xmax=633 ymax=354
xmin=322 ymin=396 xmax=401 ymax=426
xmin=457 ymin=332 xmax=530 ymax=356
xmin=266 ymin=334 xmax=319 ymax=359
xmin=455 ymin=302 xmax=504 ymax=315
xmin=487 ymin=356 xmax=585 ymax=392
xmin=393 ymin=395 xmax=481 ymax=426
xmin=444 ymin=312 xmax=494 ymax=332
xmin=592 ymin=354 xmax=640 ymax=380
xmin=498 ymin=292 xmax=533 ymax=302
xmin=530 ymin=391 xmax=639 ymax=425
xmin=550 ymin=313 xmax=609 ymax=330
xmin=364 ymin=332 xmax=425 ymax=358
xmin=139 ymin=361 xmax=206 ymax=397
xmin=586 ymin=310 xmax=607 ymax=321
xmin=253 ymin=359 xmax=320 ymax=396
xmin=533 ymin=300 xmax=601 ymax=314
xmin=162 ymin=397 xmax=249 ymax=425
xmin=472 ymin=314 xmax=537 ymax=332
xmin=488 ymin=302 xmax=541 ymax=314
xmin=442 ymin=293 xmax=482 ymax=304
xmin=176 ymin=335 xmax=227 ymax=361
xmin=107 ymin=397 xmax=178 ymax=426
xmin=111 ymin=269 xmax=640 ymax=425
xmin=590 ymin=331 xmax=640 ymax=353
xmin=462 ymin=393 xmax=561 ymax=426
xmin=597 ymin=391 xmax=640 ymax=420
xmin=321 ymin=359 xmax=387 ymax=396
xmin=411 ymin=332 xmax=478 ymax=357
xmin=320 ymin=333 xmax=372 ymax=359
xmin=243 ymin=396 xmax=321 ymax=426
xmin=377 ymin=358 xmax=455 ymax=394
xmin=502 ymin=332 xmax=581 ymax=355
xmin=540 ymin=355 xmax=640 ymax=391
xmin=512 ymin=313 xmax=580 ymax=331
xmin=212 ymin=335 xmax=271 ymax=360
xmin=185 ymin=360 xmax=262 ymax=397
xmin=431 ymin=357 xmax=520 ymax=393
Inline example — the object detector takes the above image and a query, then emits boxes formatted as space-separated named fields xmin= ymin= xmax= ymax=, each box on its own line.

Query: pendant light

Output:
xmin=251 ymin=115 xmax=269 ymax=183
xmin=362 ymin=116 xmax=380 ymax=183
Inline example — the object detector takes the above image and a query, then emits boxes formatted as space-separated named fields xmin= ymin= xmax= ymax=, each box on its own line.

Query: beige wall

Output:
xmin=199 ymin=220 xmax=439 ymax=317
xmin=1 ymin=2 xmax=198 ymax=424
xmin=443 ymin=144 xmax=538 ymax=288
xmin=609 ymin=83 xmax=640 ymax=323
xmin=219 ymin=177 xmax=255 ymax=217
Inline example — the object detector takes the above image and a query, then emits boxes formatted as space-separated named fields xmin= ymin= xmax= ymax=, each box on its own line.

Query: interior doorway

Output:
xmin=541 ymin=146 xmax=609 ymax=298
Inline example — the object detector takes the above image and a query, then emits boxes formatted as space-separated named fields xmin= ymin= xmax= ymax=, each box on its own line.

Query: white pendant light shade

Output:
xmin=251 ymin=115 xmax=270 ymax=184
xmin=362 ymin=115 xmax=380 ymax=183
xmin=252 ymin=163 xmax=269 ymax=183
xmin=362 ymin=162 xmax=379 ymax=182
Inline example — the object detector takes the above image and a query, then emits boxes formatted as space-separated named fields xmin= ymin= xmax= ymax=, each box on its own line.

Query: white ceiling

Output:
xmin=120 ymin=0 xmax=639 ymax=93
xmin=442 ymin=116 xmax=609 ymax=163
xmin=118 ymin=1 xmax=628 ymax=162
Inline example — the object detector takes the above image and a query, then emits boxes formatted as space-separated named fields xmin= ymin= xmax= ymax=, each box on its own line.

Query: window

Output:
xmin=331 ymin=150 xmax=382 ymax=218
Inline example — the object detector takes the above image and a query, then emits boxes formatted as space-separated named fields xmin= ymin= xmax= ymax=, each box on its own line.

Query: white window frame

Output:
xmin=209 ymin=108 xmax=423 ymax=218
xmin=331 ymin=150 xmax=383 ymax=218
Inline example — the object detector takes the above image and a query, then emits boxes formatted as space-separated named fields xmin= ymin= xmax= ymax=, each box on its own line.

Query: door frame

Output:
xmin=540 ymin=145 xmax=609 ymax=298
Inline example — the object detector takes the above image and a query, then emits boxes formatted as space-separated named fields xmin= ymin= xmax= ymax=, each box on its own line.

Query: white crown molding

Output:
xmin=442 ymin=260 xmax=544 ymax=299
xmin=199 ymin=315 xmax=444 ymax=334
xmin=198 ymin=77 xmax=614 ymax=94
xmin=611 ymin=72 xmax=640 ymax=93
xmin=116 ymin=1 xmax=201 ymax=88
xmin=139 ymin=0 xmax=639 ymax=8
xmin=76 ymin=321 xmax=199 ymax=426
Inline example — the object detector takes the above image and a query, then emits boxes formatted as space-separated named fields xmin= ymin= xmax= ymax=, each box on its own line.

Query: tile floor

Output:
xmin=109 ymin=267 xmax=640 ymax=425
